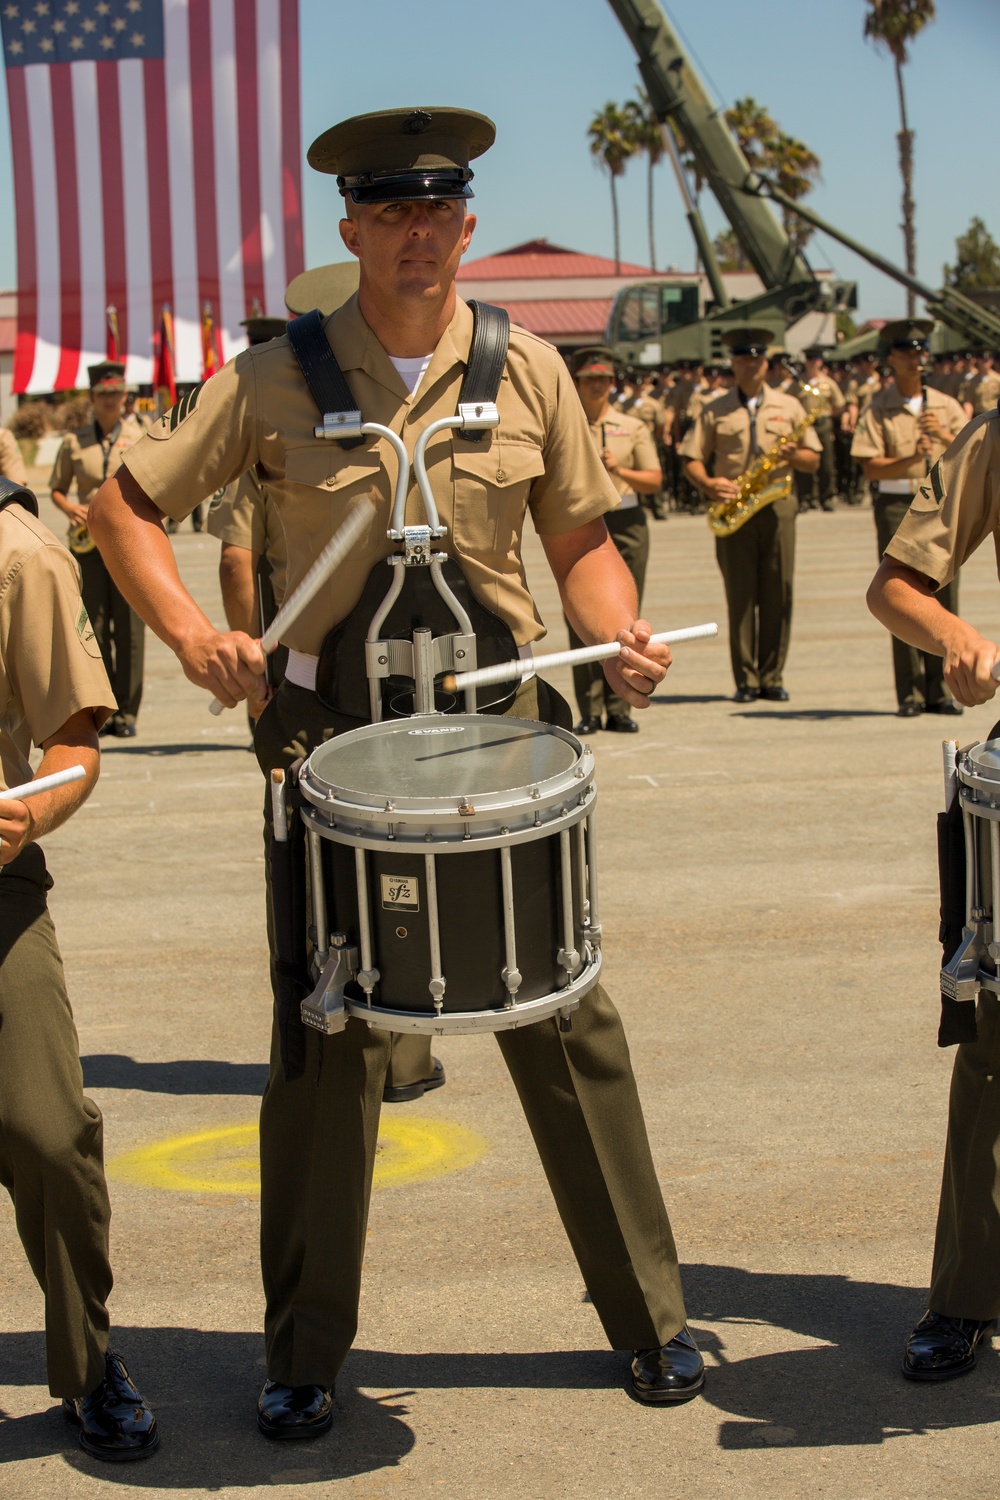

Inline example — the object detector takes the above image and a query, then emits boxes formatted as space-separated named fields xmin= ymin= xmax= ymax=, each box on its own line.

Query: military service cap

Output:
xmin=240 ymin=315 xmax=287 ymax=347
xmin=284 ymin=261 xmax=361 ymax=317
xmin=722 ymin=326 xmax=775 ymax=357
xmin=881 ymin=318 xmax=934 ymax=350
xmin=88 ymin=360 xmax=126 ymax=392
xmin=803 ymin=344 xmax=830 ymax=361
xmin=308 ymin=107 xmax=496 ymax=204
xmin=570 ymin=347 xmax=617 ymax=378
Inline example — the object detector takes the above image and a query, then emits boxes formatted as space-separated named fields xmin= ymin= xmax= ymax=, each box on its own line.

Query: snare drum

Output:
xmin=942 ymin=739 xmax=1000 ymax=1004
xmin=295 ymin=714 xmax=602 ymax=1035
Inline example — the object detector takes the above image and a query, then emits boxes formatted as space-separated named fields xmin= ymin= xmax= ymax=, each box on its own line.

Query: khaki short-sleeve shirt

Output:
xmin=883 ymin=412 xmax=1000 ymax=588
xmin=0 ymin=428 xmax=26 ymax=486
xmin=678 ymin=385 xmax=821 ymax=481
xmin=49 ymin=413 xmax=145 ymax=505
xmin=122 ymin=295 xmax=619 ymax=652
xmin=850 ymin=384 xmax=967 ymax=488
xmin=959 ymin=372 xmax=1000 ymax=416
xmin=206 ymin=472 xmax=288 ymax=604
xmin=591 ymin=411 xmax=659 ymax=499
xmin=789 ymin=374 xmax=845 ymax=417
xmin=0 ymin=505 xmax=114 ymax=791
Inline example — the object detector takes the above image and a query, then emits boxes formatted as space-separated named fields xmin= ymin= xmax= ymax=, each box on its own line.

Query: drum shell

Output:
xmin=316 ymin=820 xmax=586 ymax=1015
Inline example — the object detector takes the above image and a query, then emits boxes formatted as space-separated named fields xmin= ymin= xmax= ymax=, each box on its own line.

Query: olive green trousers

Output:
xmin=78 ymin=547 xmax=145 ymax=723
xmin=929 ymin=993 xmax=1000 ymax=1317
xmin=566 ymin=506 xmax=649 ymax=724
xmin=253 ymin=677 xmax=688 ymax=1386
xmin=0 ymin=848 xmax=112 ymax=1396
xmin=714 ymin=493 xmax=796 ymax=693
xmin=874 ymin=496 xmax=959 ymax=709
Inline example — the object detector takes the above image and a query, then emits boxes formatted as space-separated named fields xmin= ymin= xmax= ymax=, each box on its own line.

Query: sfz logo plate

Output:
xmin=381 ymin=874 xmax=420 ymax=912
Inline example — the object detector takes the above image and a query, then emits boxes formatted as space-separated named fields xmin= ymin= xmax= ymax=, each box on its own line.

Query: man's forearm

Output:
xmin=868 ymin=557 xmax=999 ymax=706
xmin=218 ymin=545 xmax=260 ymax=636
xmin=543 ymin=527 xmax=638 ymax=644
xmin=862 ymin=454 xmax=926 ymax=482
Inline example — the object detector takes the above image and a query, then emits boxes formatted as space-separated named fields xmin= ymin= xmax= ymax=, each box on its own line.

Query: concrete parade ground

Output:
xmin=6 ymin=484 xmax=1000 ymax=1499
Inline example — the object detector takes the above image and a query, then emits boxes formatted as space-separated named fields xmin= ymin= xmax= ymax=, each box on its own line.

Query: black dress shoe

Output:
xmin=902 ymin=1311 xmax=997 ymax=1381
xmin=631 ymin=1327 xmax=706 ymax=1404
xmin=760 ymin=686 xmax=789 ymax=702
xmin=257 ymin=1380 xmax=333 ymax=1439
xmin=733 ymin=687 xmax=759 ymax=704
xmin=382 ymin=1057 xmax=446 ymax=1104
xmin=927 ymin=700 xmax=964 ymax=716
xmin=897 ymin=702 xmax=924 ymax=718
xmin=112 ymin=716 xmax=137 ymax=738
xmin=62 ymin=1350 xmax=158 ymax=1462
xmin=605 ymin=714 xmax=639 ymax=733
xmin=573 ymin=717 xmax=602 ymax=736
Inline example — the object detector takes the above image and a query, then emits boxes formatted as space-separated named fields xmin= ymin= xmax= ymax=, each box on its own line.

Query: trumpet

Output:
xmin=707 ymin=389 xmax=826 ymax=539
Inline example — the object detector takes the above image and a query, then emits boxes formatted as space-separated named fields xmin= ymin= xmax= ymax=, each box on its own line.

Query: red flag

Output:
xmin=201 ymin=302 xmax=225 ymax=381
xmin=2 ymin=1 xmax=304 ymax=394
xmin=106 ymin=305 xmax=120 ymax=362
xmin=153 ymin=304 xmax=176 ymax=408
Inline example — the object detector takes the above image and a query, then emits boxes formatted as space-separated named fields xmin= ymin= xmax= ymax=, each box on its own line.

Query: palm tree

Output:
xmin=724 ymin=98 xmax=820 ymax=252
xmin=588 ymin=102 xmax=636 ymax=274
xmin=625 ymin=92 xmax=665 ymax=271
xmin=864 ymin=0 xmax=937 ymax=315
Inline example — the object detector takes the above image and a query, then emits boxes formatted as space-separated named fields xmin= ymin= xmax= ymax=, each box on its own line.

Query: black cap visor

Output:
xmin=731 ymin=343 xmax=769 ymax=357
xmin=890 ymin=338 xmax=930 ymax=352
xmin=339 ymin=167 xmax=474 ymax=204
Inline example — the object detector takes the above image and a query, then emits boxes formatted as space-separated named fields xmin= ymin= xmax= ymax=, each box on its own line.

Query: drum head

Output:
xmin=966 ymin=740 xmax=1000 ymax=783
xmin=304 ymin=714 xmax=579 ymax=811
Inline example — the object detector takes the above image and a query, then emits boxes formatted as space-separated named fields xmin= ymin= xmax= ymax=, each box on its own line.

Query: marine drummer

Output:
xmin=867 ymin=398 xmax=1000 ymax=1381
xmin=90 ymin=106 xmax=706 ymax=1432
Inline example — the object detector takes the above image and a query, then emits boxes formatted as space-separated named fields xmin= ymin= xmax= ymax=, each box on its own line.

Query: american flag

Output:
xmin=1 ymin=0 xmax=304 ymax=393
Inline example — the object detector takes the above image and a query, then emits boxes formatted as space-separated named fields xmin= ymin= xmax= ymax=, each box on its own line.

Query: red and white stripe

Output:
xmin=8 ymin=0 xmax=303 ymax=393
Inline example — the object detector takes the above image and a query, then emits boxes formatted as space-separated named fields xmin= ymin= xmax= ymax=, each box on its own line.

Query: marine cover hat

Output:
xmin=308 ymin=107 xmax=496 ymax=204
xmin=570 ymin=347 xmax=617 ymax=377
xmin=722 ymin=326 xmax=775 ymax=356
xmin=88 ymin=360 xmax=126 ymax=391
xmin=881 ymin=318 xmax=934 ymax=349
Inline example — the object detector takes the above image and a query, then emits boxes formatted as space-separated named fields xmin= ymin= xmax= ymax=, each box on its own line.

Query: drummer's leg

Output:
xmin=384 ymin=1034 xmax=436 ymax=1092
xmin=259 ymin=1018 xmax=390 ymax=1388
xmin=928 ymin=993 xmax=1000 ymax=1319
xmin=495 ymin=983 xmax=687 ymax=1350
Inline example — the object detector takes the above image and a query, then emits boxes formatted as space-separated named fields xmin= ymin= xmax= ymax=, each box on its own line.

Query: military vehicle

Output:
xmin=603 ymin=0 xmax=1000 ymax=365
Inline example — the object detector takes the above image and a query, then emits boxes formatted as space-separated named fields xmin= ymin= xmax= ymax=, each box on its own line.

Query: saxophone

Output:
xmin=67 ymin=515 xmax=97 ymax=554
xmin=707 ymin=386 xmax=826 ymax=539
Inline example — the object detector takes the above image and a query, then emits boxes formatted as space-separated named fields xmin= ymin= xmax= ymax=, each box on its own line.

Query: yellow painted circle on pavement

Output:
xmin=108 ymin=1117 xmax=487 ymax=1196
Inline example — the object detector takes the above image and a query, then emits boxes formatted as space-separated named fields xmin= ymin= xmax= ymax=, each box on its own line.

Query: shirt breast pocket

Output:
xmin=713 ymin=413 xmax=748 ymax=466
xmin=284 ymin=443 xmax=384 ymax=499
xmin=450 ymin=440 xmax=545 ymax=560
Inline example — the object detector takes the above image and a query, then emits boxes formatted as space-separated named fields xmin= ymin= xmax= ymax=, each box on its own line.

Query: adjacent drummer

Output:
xmin=90 ymin=106 xmax=706 ymax=1431
xmin=867 ymin=398 xmax=1000 ymax=1382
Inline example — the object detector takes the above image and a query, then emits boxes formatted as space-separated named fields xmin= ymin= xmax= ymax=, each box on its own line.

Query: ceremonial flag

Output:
xmin=152 ymin=301 xmax=175 ymax=405
xmin=1 ymin=0 xmax=304 ymax=394
xmin=106 ymin=304 xmax=119 ymax=360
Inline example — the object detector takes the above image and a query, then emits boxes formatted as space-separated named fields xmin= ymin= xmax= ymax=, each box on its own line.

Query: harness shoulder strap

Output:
xmin=458 ymin=299 xmax=510 ymax=443
xmin=286 ymin=309 xmax=364 ymax=450
xmin=0 ymin=476 xmax=38 ymax=517
xmin=287 ymin=299 xmax=510 ymax=448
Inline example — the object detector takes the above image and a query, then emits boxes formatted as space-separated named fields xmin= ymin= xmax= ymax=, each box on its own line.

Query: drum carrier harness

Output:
xmin=285 ymin=299 xmax=519 ymax=723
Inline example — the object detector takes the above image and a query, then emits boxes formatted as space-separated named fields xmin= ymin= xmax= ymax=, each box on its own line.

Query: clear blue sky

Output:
xmin=0 ymin=0 xmax=995 ymax=324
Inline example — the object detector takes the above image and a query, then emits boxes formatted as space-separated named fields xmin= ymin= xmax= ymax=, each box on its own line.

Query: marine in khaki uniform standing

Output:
xmin=0 ymin=423 xmax=27 ymax=485
xmin=959 ymin=350 xmax=1000 ymax=420
xmin=680 ymin=327 xmax=821 ymax=702
xmin=567 ymin=346 xmax=661 ymax=734
xmin=91 ymin=106 xmax=706 ymax=1432
xmin=49 ymin=362 xmax=146 ymax=737
xmin=851 ymin=319 xmax=966 ymax=717
xmin=0 ymin=479 xmax=157 ymax=1460
xmin=790 ymin=346 xmax=845 ymax=511
xmin=867 ymin=403 xmax=1000 ymax=1380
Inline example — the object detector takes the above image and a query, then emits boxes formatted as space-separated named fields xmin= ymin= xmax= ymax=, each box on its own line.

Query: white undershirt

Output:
xmin=390 ymin=353 xmax=433 ymax=396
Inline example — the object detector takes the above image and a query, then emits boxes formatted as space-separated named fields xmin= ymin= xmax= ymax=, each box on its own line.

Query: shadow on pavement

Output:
xmin=101 ymin=743 xmax=250 ymax=757
xmin=683 ymin=1263 xmax=1000 ymax=1448
xmin=731 ymin=709 xmax=897 ymax=721
xmin=650 ymin=693 xmax=733 ymax=705
xmin=81 ymin=1056 xmax=268 ymax=1096
xmin=4 ymin=1267 xmax=999 ymax=1482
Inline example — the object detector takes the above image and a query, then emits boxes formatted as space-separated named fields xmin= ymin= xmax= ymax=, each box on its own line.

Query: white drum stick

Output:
xmin=943 ymin=739 xmax=959 ymax=812
xmin=0 ymin=765 xmax=86 ymax=801
xmin=442 ymin=622 xmax=718 ymax=695
xmin=210 ymin=501 xmax=373 ymax=715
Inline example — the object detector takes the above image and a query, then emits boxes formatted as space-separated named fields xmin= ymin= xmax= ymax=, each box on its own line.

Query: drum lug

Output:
xmin=940 ymin=926 xmax=986 ymax=1005
xmin=301 ymin=938 xmax=359 ymax=1035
